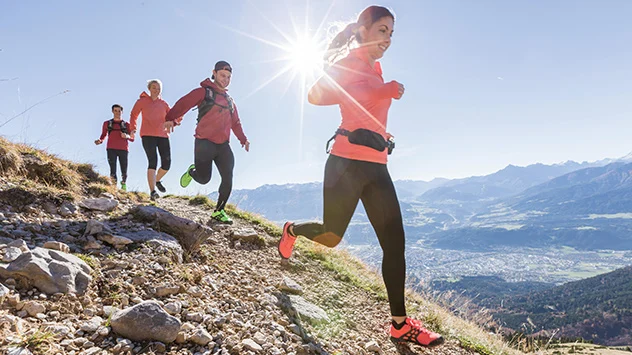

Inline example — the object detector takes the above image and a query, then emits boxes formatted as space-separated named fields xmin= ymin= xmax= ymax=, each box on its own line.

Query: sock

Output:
xmin=392 ymin=320 xmax=406 ymax=330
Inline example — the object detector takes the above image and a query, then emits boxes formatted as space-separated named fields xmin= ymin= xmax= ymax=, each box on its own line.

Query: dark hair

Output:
xmin=324 ymin=5 xmax=394 ymax=68
xmin=111 ymin=104 xmax=123 ymax=111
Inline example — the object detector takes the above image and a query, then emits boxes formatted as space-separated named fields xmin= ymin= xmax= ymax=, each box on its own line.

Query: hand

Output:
xmin=395 ymin=82 xmax=405 ymax=100
xmin=242 ymin=141 xmax=250 ymax=152
xmin=94 ymin=139 xmax=103 ymax=145
xmin=164 ymin=121 xmax=175 ymax=133
xmin=120 ymin=132 xmax=128 ymax=139
xmin=386 ymin=132 xmax=394 ymax=140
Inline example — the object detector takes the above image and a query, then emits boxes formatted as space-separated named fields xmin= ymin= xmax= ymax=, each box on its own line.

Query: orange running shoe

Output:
xmin=278 ymin=222 xmax=297 ymax=259
xmin=390 ymin=317 xmax=444 ymax=347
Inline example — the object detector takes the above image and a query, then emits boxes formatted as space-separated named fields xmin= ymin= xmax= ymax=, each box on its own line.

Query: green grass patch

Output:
xmin=296 ymin=241 xmax=387 ymax=301
xmin=457 ymin=335 xmax=496 ymax=355
xmin=225 ymin=204 xmax=283 ymax=237
xmin=189 ymin=194 xmax=214 ymax=209
xmin=74 ymin=253 xmax=99 ymax=270
xmin=310 ymin=309 xmax=350 ymax=340
xmin=11 ymin=330 xmax=55 ymax=354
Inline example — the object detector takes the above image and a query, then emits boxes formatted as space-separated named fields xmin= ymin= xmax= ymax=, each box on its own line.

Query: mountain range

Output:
xmin=215 ymin=154 xmax=632 ymax=250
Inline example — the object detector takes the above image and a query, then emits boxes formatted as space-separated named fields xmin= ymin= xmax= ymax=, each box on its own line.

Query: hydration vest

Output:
xmin=196 ymin=87 xmax=235 ymax=123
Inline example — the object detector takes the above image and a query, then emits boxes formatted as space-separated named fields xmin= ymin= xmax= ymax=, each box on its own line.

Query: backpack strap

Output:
xmin=224 ymin=93 xmax=235 ymax=115
xmin=197 ymin=87 xmax=235 ymax=123
xmin=119 ymin=121 xmax=128 ymax=134
xmin=107 ymin=119 xmax=128 ymax=135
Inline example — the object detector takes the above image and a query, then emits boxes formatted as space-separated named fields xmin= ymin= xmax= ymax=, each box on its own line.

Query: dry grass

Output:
xmin=2 ymin=328 xmax=56 ymax=355
xmin=0 ymin=137 xmax=147 ymax=204
xmin=0 ymin=138 xmax=24 ymax=174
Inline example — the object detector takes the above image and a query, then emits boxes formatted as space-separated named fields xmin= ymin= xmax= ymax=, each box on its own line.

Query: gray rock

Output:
xmin=83 ymin=220 xmax=108 ymax=236
xmin=0 ymin=247 xmax=92 ymax=295
xmin=175 ymin=332 xmax=186 ymax=344
xmin=7 ymin=293 xmax=19 ymax=306
xmin=242 ymin=338 xmax=263 ymax=352
xmin=232 ymin=228 xmax=259 ymax=243
xmin=287 ymin=295 xmax=330 ymax=323
xmin=148 ymin=342 xmax=166 ymax=353
xmin=73 ymin=337 xmax=88 ymax=346
xmin=7 ymin=347 xmax=32 ymax=355
xmin=79 ymin=198 xmax=118 ymax=212
xmin=184 ymin=311 xmax=204 ymax=323
xmin=279 ymin=276 xmax=303 ymax=295
xmin=23 ymin=301 xmax=45 ymax=317
xmin=98 ymin=326 xmax=110 ymax=337
xmin=187 ymin=286 xmax=203 ymax=297
xmin=43 ymin=241 xmax=70 ymax=253
xmin=0 ymin=314 xmax=26 ymax=333
xmin=82 ymin=347 xmax=102 ymax=355
xmin=7 ymin=239 xmax=29 ymax=252
xmin=81 ymin=316 xmax=104 ymax=332
xmin=98 ymin=234 xmax=133 ymax=247
xmin=83 ymin=236 xmax=103 ymax=250
xmin=58 ymin=202 xmax=77 ymax=217
xmin=163 ymin=301 xmax=182 ymax=315
xmin=288 ymin=324 xmax=301 ymax=335
xmin=42 ymin=202 xmax=58 ymax=215
xmin=41 ymin=323 xmax=72 ymax=339
xmin=155 ymin=285 xmax=180 ymax=297
xmin=365 ymin=340 xmax=382 ymax=353
xmin=11 ymin=230 xmax=29 ymax=239
xmin=253 ymin=331 xmax=267 ymax=345
xmin=110 ymin=301 xmax=181 ymax=343
xmin=189 ymin=328 xmax=213 ymax=345
xmin=103 ymin=306 xmax=118 ymax=317
xmin=0 ymin=283 xmax=9 ymax=303
xmin=123 ymin=230 xmax=183 ymax=264
xmin=180 ymin=322 xmax=196 ymax=331
xmin=3 ymin=247 xmax=22 ymax=262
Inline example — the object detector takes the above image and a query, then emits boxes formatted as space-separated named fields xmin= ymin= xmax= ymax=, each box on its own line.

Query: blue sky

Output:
xmin=1 ymin=0 xmax=631 ymax=194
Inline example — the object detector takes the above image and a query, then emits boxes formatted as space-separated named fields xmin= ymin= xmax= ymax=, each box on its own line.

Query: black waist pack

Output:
xmin=326 ymin=128 xmax=395 ymax=154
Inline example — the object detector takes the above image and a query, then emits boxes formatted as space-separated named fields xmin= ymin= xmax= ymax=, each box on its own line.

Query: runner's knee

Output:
xmin=313 ymin=232 xmax=342 ymax=247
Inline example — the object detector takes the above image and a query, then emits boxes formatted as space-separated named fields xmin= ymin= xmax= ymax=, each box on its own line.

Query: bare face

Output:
xmin=149 ymin=82 xmax=161 ymax=97
xmin=213 ymin=69 xmax=232 ymax=89
xmin=112 ymin=107 xmax=122 ymax=119
xmin=358 ymin=16 xmax=394 ymax=60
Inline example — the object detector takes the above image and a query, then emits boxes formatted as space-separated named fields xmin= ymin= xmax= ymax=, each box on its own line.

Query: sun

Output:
xmin=285 ymin=35 xmax=324 ymax=79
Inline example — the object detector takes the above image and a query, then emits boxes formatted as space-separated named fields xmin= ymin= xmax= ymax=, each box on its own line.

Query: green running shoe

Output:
xmin=180 ymin=164 xmax=195 ymax=188
xmin=211 ymin=209 xmax=233 ymax=224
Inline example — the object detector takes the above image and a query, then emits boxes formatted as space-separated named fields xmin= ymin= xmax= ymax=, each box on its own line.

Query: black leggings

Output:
xmin=106 ymin=149 xmax=128 ymax=183
xmin=293 ymin=154 xmax=406 ymax=316
xmin=141 ymin=136 xmax=171 ymax=170
xmin=190 ymin=139 xmax=235 ymax=211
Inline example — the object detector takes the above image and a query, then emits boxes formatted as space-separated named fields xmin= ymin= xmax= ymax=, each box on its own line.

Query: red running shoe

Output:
xmin=278 ymin=222 xmax=297 ymax=259
xmin=390 ymin=317 xmax=444 ymax=347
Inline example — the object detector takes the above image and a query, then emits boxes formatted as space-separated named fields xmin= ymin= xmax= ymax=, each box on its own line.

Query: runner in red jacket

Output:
xmin=164 ymin=61 xmax=250 ymax=224
xmin=94 ymin=104 xmax=134 ymax=191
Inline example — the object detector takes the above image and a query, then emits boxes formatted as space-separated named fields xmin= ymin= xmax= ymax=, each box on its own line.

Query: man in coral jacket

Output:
xmin=164 ymin=61 xmax=250 ymax=224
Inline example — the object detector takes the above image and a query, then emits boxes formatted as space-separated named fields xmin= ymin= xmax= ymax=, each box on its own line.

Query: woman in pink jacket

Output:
xmin=129 ymin=79 xmax=181 ymax=200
